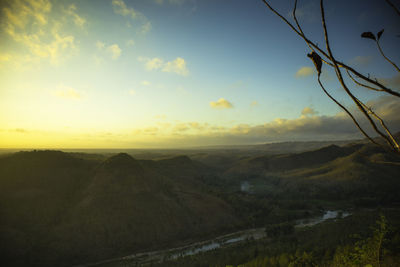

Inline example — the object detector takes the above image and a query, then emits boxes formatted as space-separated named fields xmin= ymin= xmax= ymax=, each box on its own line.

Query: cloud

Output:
xmin=173 ymin=123 xmax=190 ymax=132
xmin=162 ymin=57 xmax=189 ymax=76
xmin=112 ymin=0 xmax=151 ymax=34
xmin=295 ymin=66 xmax=315 ymax=77
xmin=126 ymin=39 xmax=135 ymax=46
xmin=64 ymin=4 xmax=86 ymax=28
xmin=210 ymin=98 xmax=233 ymax=109
xmin=141 ymin=80 xmax=151 ymax=86
xmin=96 ymin=41 xmax=105 ymax=50
xmin=251 ymin=101 xmax=258 ymax=107
xmin=379 ymin=73 xmax=400 ymax=89
xmin=155 ymin=0 xmax=186 ymax=4
xmin=0 ymin=53 xmax=12 ymax=62
xmin=141 ymin=57 xmax=164 ymax=70
xmin=222 ymin=96 xmax=400 ymax=143
xmin=112 ymin=0 xmax=138 ymax=18
xmin=367 ymin=96 xmax=400 ymax=121
xmin=53 ymin=84 xmax=82 ymax=100
xmin=349 ymin=56 xmax=373 ymax=67
xmin=155 ymin=114 xmax=167 ymax=120
xmin=93 ymin=55 xmax=104 ymax=66
xmin=95 ymin=42 xmax=122 ymax=60
xmin=139 ymin=57 xmax=189 ymax=76
xmin=301 ymin=107 xmax=317 ymax=116
xmin=141 ymin=96 xmax=400 ymax=145
xmin=169 ymin=0 xmax=186 ymax=4
xmin=107 ymin=44 xmax=122 ymax=59
xmin=1 ymin=0 xmax=85 ymax=66
xmin=13 ymin=128 xmax=29 ymax=134
xmin=141 ymin=21 xmax=152 ymax=34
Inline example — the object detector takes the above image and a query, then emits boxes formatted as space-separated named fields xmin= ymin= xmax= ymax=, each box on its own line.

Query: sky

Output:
xmin=0 ymin=0 xmax=399 ymax=148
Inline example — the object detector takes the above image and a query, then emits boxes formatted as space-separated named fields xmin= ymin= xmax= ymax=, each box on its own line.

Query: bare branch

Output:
xmin=356 ymin=100 xmax=400 ymax=151
xmin=317 ymin=76 xmax=378 ymax=146
xmin=319 ymin=0 xmax=399 ymax=152
xmin=346 ymin=69 xmax=384 ymax=92
xmin=261 ymin=0 xmax=400 ymax=98
xmin=292 ymin=0 xmax=314 ymax=52
xmin=385 ymin=0 xmax=400 ymax=17
xmin=376 ymin=40 xmax=400 ymax=72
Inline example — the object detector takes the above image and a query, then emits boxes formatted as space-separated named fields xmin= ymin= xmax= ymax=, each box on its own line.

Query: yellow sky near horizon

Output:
xmin=1 ymin=0 xmax=399 ymax=148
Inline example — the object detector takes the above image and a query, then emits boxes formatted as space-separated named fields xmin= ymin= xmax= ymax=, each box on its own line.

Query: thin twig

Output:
xmin=376 ymin=40 xmax=400 ymax=72
xmin=356 ymin=100 xmax=400 ymax=151
xmin=346 ymin=69 xmax=384 ymax=92
xmin=385 ymin=0 xmax=400 ymax=16
xmin=319 ymin=0 xmax=398 ymax=152
xmin=317 ymin=76 xmax=378 ymax=146
xmin=293 ymin=0 xmax=314 ymax=52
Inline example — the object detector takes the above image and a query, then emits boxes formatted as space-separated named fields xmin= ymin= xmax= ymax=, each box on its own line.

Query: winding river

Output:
xmin=77 ymin=210 xmax=350 ymax=267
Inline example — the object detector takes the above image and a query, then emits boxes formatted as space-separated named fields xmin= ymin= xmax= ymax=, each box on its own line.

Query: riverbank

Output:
xmin=75 ymin=210 xmax=349 ymax=267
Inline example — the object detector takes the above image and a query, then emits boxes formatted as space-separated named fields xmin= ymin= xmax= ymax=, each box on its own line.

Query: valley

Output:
xmin=1 ymin=138 xmax=400 ymax=266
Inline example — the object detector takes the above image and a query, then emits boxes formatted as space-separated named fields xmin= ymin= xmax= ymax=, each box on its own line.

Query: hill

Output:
xmin=1 ymin=141 xmax=399 ymax=267
xmin=0 ymin=151 xmax=236 ymax=267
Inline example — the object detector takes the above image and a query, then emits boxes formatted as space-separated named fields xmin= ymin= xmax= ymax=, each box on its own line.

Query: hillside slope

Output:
xmin=0 ymin=151 xmax=236 ymax=267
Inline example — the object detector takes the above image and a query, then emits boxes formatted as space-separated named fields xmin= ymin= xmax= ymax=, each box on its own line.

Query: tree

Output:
xmin=261 ymin=0 xmax=400 ymax=153
xmin=331 ymin=215 xmax=388 ymax=267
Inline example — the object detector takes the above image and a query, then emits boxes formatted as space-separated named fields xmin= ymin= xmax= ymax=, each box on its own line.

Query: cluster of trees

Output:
xmin=151 ymin=209 xmax=400 ymax=267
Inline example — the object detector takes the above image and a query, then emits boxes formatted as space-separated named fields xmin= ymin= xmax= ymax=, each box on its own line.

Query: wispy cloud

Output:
xmin=378 ymin=73 xmax=400 ymax=88
xmin=112 ymin=0 xmax=151 ymax=33
xmin=141 ymin=21 xmax=152 ymax=34
xmin=53 ymin=84 xmax=82 ymax=100
xmin=0 ymin=53 xmax=12 ymax=62
xmin=139 ymin=56 xmax=189 ymax=76
xmin=1 ymin=0 xmax=85 ymax=67
xmin=141 ymin=80 xmax=151 ymax=86
xmin=95 ymin=42 xmax=122 ymax=60
xmin=112 ymin=0 xmax=138 ymax=18
xmin=301 ymin=106 xmax=317 ymax=116
xmin=64 ymin=4 xmax=86 ymax=28
xmin=126 ymin=39 xmax=135 ymax=46
xmin=127 ymin=96 xmax=400 ymax=146
xmin=349 ymin=55 xmax=373 ymax=67
xmin=210 ymin=98 xmax=233 ymax=109
xmin=155 ymin=0 xmax=186 ymax=5
xmin=96 ymin=41 xmax=106 ymax=50
xmin=140 ymin=57 xmax=164 ymax=70
xmin=107 ymin=44 xmax=122 ymax=59
xmin=162 ymin=57 xmax=189 ymax=76
xmin=295 ymin=66 xmax=315 ymax=78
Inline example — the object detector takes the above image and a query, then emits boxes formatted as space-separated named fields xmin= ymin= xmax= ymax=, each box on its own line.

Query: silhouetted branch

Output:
xmin=261 ymin=0 xmax=400 ymax=152
xmin=346 ymin=69 xmax=384 ymax=92
xmin=356 ymin=99 xmax=400 ymax=151
xmin=319 ymin=0 xmax=398 ymax=152
xmin=261 ymin=0 xmax=400 ymax=98
xmin=385 ymin=0 xmax=400 ymax=17
xmin=376 ymin=40 xmax=400 ymax=72
xmin=317 ymin=76 xmax=378 ymax=146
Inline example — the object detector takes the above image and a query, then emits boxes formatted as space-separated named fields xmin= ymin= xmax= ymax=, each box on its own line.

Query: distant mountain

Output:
xmin=223 ymin=142 xmax=400 ymax=201
xmin=0 ymin=151 xmax=236 ymax=267
xmin=253 ymin=139 xmax=363 ymax=154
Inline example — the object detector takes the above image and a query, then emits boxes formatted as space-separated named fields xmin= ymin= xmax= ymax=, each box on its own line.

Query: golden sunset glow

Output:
xmin=1 ymin=0 xmax=399 ymax=148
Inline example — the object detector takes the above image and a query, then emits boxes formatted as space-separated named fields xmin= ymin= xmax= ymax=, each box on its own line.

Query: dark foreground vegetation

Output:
xmin=1 ymin=137 xmax=400 ymax=266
